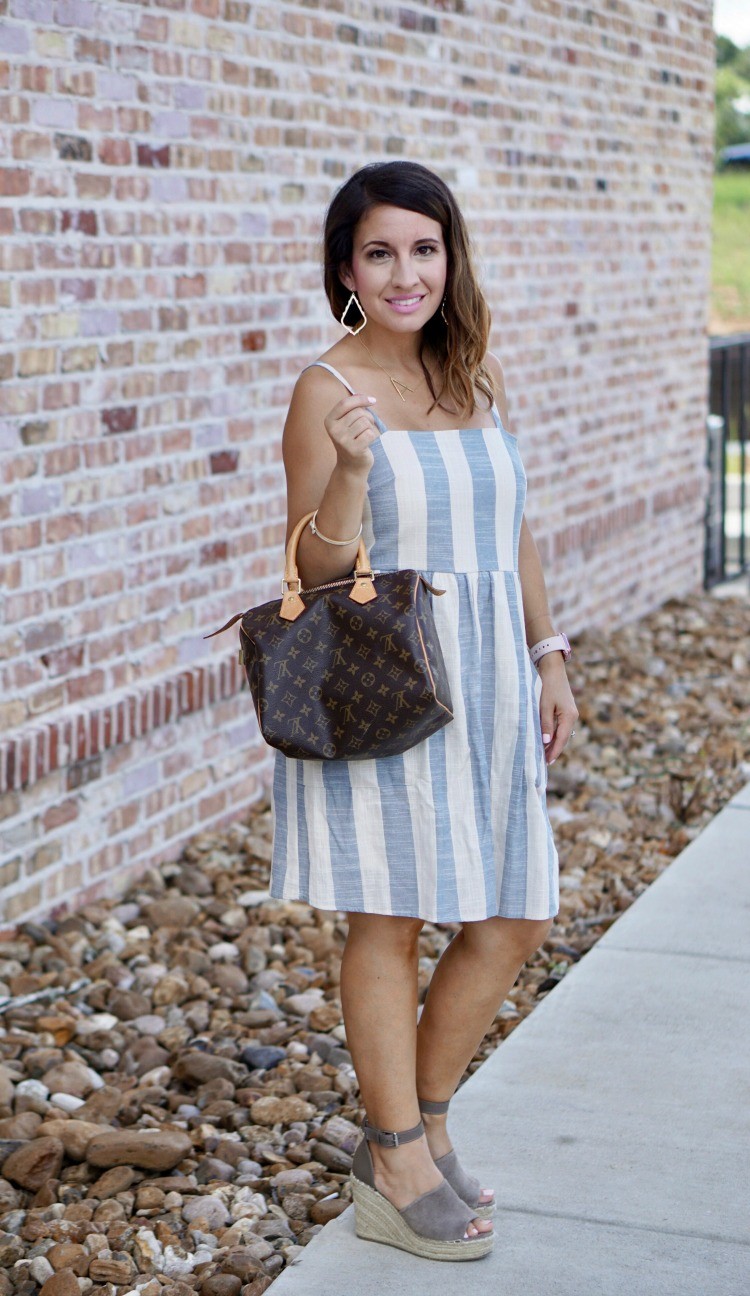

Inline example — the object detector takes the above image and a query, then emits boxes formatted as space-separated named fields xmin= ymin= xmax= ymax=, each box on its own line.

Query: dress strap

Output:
xmin=301 ymin=360 xmax=356 ymax=395
xmin=301 ymin=360 xmax=389 ymax=435
xmin=490 ymin=400 xmax=513 ymax=436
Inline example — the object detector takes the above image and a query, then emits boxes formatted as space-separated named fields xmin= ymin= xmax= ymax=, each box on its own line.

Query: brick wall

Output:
xmin=0 ymin=1 xmax=716 ymax=927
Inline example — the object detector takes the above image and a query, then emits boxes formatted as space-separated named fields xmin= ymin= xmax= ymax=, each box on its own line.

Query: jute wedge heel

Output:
xmin=349 ymin=1116 xmax=493 ymax=1262
xmin=418 ymin=1096 xmax=496 ymax=1219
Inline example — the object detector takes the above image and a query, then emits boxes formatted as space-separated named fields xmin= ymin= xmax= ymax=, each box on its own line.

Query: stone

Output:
xmin=0 ymin=1112 xmax=41 ymax=1138
xmin=107 ymin=989 xmax=151 ymax=1020
xmin=317 ymin=1115 xmax=360 ymax=1153
xmin=88 ymin=1251 xmax=137 ymax=1283
xmin=14 ymin=1078 xmax=49 ymax=1113
xmin=40 ymin=1062 xmax=100 ymax=1099
xmin=201 ymin=1275 xmax=242 ymax=1296
xmin=182 ymin=1196 xmax=231 ymax=1229
xmin=282 ymin=992 xmax=325 ymax=1018
xmin=307 ymin=1002 xmax=342 ymax=1032
xmin=143 ymin=898 xmax=200 ymax=928
xmin=220 ymin=1249 xmax=266 ymax=1280
xmin=39 ymin=1273 xmax=80 ymax=1296
xmin=45 ymin=1241 xmax=89 ymax=1274
xmin=86 ymin=1128 xmax=192 ymax=1171
xmin=309 ymin=1141 xmax=352 ymax=1172
xmin=37 ymin=1119 xmax=102 ymax=1160
xmin=2 ymin=1136 xmax=64 ymax=1190
xmin=208 ymin=942 xmax=240 ymax=961
xmin=173 ymin=1053 xmax=246 ymax=1087
xmin=240 ymin=1046 xmax=286 ymax=1071
xmin=88 ymin=1164 xmax=136 ymax=1197
xmin=195 ymin=1156 xmax=235 ymax=1184
xmin=0 ymin=1067 xmax=15 ymax=1107
xmin=133 ymin=1014 xmax=166 ymax=1035
xmin=135 ymin=1184 xmax=166 ymax=1210
xmin=75 ymin=1086 xmax=122 ymax=1122
xmin=250 ymin=1096 xmax=316 ymax=1126
xmin=0 ymin=1235 xmax=25 ymax=1266
xmin=211 ymin=964 xmax=249 ymax=994
xmin=271 ymin=1169 xmax=314 ymax=1192
xmin=310 ymin=1197 xmax=349 ymax=1224
xmin=49 ymin=1092 xmax=86 ymax=1113
xmin=29 ymin=1256 xmax=55 ymax=1284
xmin=74 ymin=1012 xmax=119 ymax=1036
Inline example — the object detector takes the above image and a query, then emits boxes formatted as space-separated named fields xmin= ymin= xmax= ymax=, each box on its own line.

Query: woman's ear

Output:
xmin=338 ymin=263 xmax=356 ymax=293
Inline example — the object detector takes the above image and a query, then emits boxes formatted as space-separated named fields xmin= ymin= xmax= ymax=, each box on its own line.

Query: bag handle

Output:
xmin=280 ymin=510 xmax=375 ymax=621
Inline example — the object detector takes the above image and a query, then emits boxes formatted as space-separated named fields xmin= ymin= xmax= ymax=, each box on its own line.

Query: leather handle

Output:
xmin=283 ymin=510 xmax=370 ymax=590
xmin=279 ymin=510 xmax=375 ymax=620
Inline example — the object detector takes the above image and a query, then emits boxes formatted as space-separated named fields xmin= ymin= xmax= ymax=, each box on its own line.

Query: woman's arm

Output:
xmin=485 ymin=351 xmax=557 ymax=644
xmin=486 ymin=351 xmax=578 ymax=761
xmin=280 ymin=367 xmax=378 ymax=588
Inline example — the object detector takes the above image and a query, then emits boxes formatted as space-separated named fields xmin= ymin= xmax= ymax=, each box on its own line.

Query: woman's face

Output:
xmin=340 ymin=203 xmax=448 ymax=335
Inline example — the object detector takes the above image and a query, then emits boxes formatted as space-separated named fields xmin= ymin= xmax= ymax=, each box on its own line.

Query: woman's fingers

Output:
xmin=329 ymin=392 xmax=378 ymax=423
xmin=544 ymin=708 xmax=578 ymax=763
xmin=324 ymin=393 xmax=380 ymax=467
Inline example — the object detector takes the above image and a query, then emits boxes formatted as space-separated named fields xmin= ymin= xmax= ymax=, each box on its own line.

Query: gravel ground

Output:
xmin=0 ymin=587 xmax=747 ymax=1296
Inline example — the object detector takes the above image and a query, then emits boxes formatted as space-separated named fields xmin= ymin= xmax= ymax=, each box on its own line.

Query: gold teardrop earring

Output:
xmin=440 ymin=295 xmax=448 ymax=325
xmin=340 ymin=291 xmax=367 ymax=336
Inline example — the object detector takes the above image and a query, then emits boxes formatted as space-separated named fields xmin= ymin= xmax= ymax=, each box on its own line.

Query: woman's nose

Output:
xmin=390 ymin=258 xmax=420 ymax=288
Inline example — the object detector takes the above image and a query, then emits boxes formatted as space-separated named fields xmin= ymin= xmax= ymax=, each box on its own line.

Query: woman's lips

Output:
xmin=385 ymin=294 xmax=426 ymax=314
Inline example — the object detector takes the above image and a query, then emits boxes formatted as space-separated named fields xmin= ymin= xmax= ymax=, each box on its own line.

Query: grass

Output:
xmin=710 ymin=170 xmax=750 ymax=336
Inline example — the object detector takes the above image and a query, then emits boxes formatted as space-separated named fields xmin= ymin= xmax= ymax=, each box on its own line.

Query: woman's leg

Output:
xmin=340 ymin=911 xmax=493 ymax=1236
xmin=415 ymin=916 xmax=554 ymax=1179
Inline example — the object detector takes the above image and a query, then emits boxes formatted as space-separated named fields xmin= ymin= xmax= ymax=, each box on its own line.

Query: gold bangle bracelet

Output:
xmin=309 ymin=509 xmax=363 ymax=547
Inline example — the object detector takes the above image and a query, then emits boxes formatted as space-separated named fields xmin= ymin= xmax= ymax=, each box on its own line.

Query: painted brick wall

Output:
xmin=0 ymin=1 xmax=715 ymax=928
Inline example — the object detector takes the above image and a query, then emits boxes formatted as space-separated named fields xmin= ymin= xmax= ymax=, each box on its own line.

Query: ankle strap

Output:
xmin=361 ymin=1117 xmax=424 ymax=1148
xmin=418 ymin=1097 xmax=451 ymax=1115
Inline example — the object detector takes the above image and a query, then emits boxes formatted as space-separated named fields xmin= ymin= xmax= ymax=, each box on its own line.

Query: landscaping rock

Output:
xmin=2 ymin=1137 xmax=64 ymax=1190
xmin=86 ymin=1129 xmax=192 ymax=1170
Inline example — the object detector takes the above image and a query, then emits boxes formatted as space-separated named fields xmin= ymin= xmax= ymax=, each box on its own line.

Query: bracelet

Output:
xmin=309 ymin=509 xmax=363 ymax=547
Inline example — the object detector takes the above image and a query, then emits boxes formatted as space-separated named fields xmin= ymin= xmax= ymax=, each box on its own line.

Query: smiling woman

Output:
xmin=267 ymin=160 xmax=578 ymax=1263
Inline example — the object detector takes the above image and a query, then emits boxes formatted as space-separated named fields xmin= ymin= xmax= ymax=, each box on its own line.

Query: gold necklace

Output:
xmin=355 ymin=335 xmax=417 ymax=403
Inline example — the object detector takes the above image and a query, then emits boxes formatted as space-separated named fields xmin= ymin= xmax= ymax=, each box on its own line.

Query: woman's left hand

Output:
xmin=537 ymin=656 xmax=579 ymax=764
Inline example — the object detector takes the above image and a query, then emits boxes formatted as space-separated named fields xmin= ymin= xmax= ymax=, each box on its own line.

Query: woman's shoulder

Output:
xmin=284 ymin=348 xmax=358 ymax=435
xmin=483 ymin=350 xmax=506 ymax=394
xmin=483 ymin=350 xmax=515 ymax=436
xmin=293 ymin=345 xmax=357 ymax=396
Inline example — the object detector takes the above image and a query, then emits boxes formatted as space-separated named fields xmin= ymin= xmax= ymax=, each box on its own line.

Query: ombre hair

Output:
xmin=322 ymin=161 xmax=494 ymax=420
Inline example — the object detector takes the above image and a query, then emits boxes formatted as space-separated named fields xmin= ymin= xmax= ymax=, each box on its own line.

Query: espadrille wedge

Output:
xmin=419 ymin=1096 xmax=496 ymax=1219
xmin=349 ymin=1116 xmax=493 ymax=1261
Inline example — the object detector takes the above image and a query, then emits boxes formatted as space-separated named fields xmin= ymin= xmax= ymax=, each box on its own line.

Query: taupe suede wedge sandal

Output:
xmin=418 ymin=1097 xmax=496 ymax=1219
xmin=350 ymin=1116 xmax=494 ymax=1261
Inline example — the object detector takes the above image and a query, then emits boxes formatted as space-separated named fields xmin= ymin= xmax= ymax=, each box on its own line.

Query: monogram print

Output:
xmin=238 ymin=572 xmax=454 ymax=760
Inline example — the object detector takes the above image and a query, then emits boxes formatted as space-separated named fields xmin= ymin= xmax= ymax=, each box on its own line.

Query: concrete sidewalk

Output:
xmin=271 ymin=780 xmax=750 ymax=1296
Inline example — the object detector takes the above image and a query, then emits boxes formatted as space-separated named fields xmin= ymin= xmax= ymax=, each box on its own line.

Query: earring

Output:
xmin=340 ymin=291 xmax=367 ymax=336
xmin=440 ymin=295 xmax=448 ymax=325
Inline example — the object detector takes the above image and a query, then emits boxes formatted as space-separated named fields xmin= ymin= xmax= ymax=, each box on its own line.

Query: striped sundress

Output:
xmin=269 ymin=360 xmax=560 ymax=923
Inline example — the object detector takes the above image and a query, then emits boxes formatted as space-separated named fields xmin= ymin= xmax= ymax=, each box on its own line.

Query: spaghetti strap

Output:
xmin=301 ymin=360 xmax=356 ymax=395
xmin=301 ymin=360 xmax=389 ymax=434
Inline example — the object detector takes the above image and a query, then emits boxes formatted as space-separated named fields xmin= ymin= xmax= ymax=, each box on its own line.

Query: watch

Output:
xmin=529 ymin=631 xmax=571 ymax=666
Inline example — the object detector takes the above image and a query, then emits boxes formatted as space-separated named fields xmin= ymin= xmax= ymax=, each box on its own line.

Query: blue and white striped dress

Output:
xmin=269 ymin=361 xmax=559 ymax=922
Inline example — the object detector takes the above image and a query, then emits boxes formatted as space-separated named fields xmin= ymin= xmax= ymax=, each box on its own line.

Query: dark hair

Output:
xmin=323 ymin=161 xmax=494 ymax=419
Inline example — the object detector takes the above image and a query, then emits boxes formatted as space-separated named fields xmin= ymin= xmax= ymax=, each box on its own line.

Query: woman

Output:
xmin=269 ymin=161 xmax=578 ymax=1261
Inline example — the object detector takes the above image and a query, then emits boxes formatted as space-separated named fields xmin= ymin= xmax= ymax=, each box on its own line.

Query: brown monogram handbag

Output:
xmin=203 ymin=510 xmax=454 ymax=760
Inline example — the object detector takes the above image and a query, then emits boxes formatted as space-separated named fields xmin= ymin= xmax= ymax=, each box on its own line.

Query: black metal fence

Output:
xmin=705 ymin=332 xmax=750 ymax=587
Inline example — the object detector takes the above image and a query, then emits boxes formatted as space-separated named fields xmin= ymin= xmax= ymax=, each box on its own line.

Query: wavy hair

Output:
xmin=322 ymin=161 xmax=494 ymax=419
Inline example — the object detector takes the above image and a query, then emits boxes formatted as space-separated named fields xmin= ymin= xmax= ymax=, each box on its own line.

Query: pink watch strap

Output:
xmin=529 ymin=632 xmax=571 ymax=665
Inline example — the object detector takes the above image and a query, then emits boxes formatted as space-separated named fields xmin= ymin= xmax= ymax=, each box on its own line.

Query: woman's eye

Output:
xmin=416 ymin=245 xmax=437 ymax=255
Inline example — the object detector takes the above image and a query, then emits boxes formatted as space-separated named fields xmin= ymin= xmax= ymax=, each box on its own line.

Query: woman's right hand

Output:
xmin=323 ymin=393 xmax=380 ymax=474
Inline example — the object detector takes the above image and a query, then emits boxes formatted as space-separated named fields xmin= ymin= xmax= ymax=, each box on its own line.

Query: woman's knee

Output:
xmin=461 ymin=915 xmax=553 ymax=962
xmin=345 ymin=911 xmax=424 ymax=954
